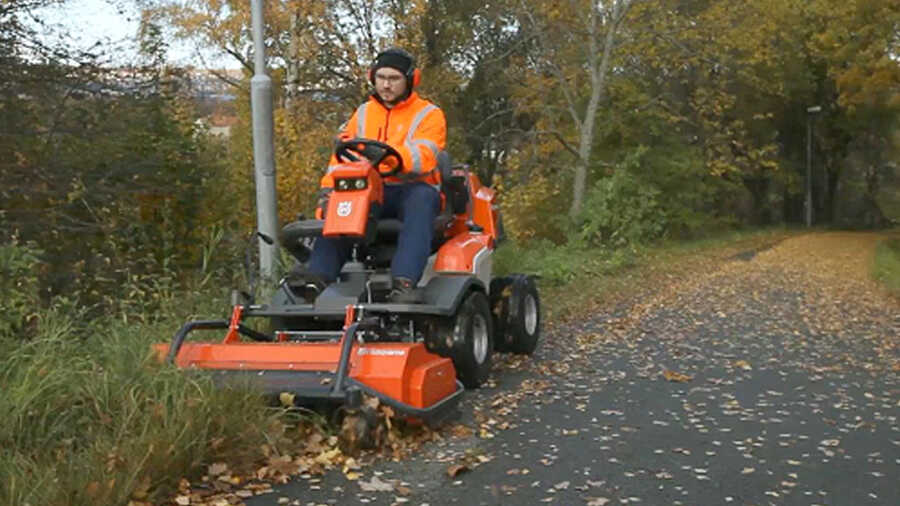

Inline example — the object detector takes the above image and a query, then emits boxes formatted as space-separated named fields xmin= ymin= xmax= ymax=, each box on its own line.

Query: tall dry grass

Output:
xmin=0 ymin=297 xmax=281 ymax=505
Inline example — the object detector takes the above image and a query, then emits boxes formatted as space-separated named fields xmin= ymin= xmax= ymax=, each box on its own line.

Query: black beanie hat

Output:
xmin=371 ymin=48 xmax=415 ymax=79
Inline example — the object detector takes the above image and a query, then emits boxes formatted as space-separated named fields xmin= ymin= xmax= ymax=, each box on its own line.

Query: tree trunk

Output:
xmin=569 ymin=1 xmax=626 ymax=221
xmin=284 ymin=10 xmax=301 ymax=111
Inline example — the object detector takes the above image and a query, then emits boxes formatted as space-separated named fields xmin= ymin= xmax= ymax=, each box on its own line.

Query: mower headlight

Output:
xmin=336 ymin=178 xmax=366 ymax=191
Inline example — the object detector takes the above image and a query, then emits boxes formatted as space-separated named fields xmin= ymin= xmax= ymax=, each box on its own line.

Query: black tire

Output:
xmin=492 ymin=274 xmax=541 ymax=355
xmin=489 ymin=276 xmax=515 ymax=351
xmin=448 ymin=291 xmax=494 ymax=389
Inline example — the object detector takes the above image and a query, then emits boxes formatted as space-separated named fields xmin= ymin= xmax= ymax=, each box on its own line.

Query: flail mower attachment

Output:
xmin=153 ymin=304 xmax=464 ymax=427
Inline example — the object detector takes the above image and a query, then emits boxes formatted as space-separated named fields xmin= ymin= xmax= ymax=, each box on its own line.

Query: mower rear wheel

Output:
xmin=449 ymin=291 xmax=494 ymax=389
xmin=490 ymin=275 xmax=541 ymax=355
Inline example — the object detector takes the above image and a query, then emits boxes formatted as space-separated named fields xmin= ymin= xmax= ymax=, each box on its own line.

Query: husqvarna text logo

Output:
xmin=337 ymin=201 xmax=352 ymax=217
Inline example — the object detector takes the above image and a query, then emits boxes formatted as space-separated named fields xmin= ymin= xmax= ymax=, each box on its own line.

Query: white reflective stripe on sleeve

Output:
xmin=407 ymin=105 xmax=437 ymax=137
xmin=404 ymin=105 xmax=438 ymax=174
xmin=355 ymin=102 xmax=368 ymax=137
xmin=416 ymin=139 xmax=439 ymax=156
xmin=408 ymin=141 xmax=423 ymax=173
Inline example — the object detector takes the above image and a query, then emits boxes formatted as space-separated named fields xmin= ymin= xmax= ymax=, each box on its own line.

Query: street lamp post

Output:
xmin=805 ymin=105 xmax=821 ymax=227
xmin=250 ymin=0 xmax=279 ymax=279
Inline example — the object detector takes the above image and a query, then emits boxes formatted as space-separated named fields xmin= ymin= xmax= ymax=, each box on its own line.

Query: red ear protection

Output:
xmin=367 ymin=67 xmax=374 ymax=84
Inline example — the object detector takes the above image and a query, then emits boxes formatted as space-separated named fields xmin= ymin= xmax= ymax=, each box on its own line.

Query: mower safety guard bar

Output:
xmin=345 ymin=377 xmax=464 ymax=426
xmin=333 ymin=319 xmax=464 ymax=424
xmin=165 ymin=319 xmax=273 ymax=364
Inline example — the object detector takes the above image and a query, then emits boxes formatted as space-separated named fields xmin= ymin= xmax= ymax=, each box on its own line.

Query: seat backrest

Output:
xmin=437 ymin=151 xmax=452 ymax=185
xmin=437 ymin=151 xmax=470 ymax=216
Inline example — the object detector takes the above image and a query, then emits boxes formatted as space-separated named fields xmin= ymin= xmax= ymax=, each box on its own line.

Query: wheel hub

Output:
xmin=472 ymin=314 xmax=489 ymax=364
xmin=523 ymin=293 xmax=538 ymax=335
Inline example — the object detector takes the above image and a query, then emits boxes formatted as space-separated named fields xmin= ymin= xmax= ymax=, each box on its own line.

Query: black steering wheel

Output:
xmin=335 ymin=138 xmax=404 ymax=177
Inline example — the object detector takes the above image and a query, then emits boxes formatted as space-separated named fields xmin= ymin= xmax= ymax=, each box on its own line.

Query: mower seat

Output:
xmin=280 ymin=214 xmax=453 ymax=266
xmin=280 ymin=152 xmax=466 ymax=264
xmin=281 ymin=215 xmax=451 ymax=243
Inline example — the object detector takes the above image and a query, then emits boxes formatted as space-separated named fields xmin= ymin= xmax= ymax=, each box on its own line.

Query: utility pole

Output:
xmin=805 ymin=105 xmax=821 ymax=227
xmin=250 ymin=0 xmax=279 ymax=279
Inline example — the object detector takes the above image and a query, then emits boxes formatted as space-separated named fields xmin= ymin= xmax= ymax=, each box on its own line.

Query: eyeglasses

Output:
xmin=374 ymin=73 xmax=405 ymax=84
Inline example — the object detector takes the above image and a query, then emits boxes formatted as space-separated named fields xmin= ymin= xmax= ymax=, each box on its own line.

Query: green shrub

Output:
xmin=0 ymin=240 xmax=43 ymax=338
xmin=495 ymin=238 xmax=638 ymax=286
xmin=578 ymin=146 xmax=737 ymax=247
xmin=579 ymin=166 xmax=668 ymax=248
xmin=873 ymin=237 xmax=900 ymax=297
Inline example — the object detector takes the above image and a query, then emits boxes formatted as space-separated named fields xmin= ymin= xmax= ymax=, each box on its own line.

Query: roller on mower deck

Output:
xmin=153 ymin=139 xmax=541 ymax=450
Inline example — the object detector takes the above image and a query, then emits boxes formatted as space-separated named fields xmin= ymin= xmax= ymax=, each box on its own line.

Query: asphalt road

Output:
xmin=246 ymin=233 xmax=899 ymax=506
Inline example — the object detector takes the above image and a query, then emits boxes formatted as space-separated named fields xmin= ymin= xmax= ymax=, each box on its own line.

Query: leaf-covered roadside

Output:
xmin=253 ymin=231 xmax=897 ymax=506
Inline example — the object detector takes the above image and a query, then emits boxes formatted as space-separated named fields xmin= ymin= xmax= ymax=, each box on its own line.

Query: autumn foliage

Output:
xmin=2 ymin=0 xmax=900 ymax=503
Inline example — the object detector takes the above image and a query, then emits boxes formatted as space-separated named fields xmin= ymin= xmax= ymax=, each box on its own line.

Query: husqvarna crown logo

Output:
xmin=337 ymin=201 xmax=352 ymax=217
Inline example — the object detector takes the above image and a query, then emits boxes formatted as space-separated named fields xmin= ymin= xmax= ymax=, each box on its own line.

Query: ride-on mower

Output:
xmin=154 ymin=139 xmax=540 ymax=449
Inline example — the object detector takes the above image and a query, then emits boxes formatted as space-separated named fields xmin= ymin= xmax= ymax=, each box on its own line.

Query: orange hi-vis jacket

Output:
xmin=321 ymin=92 xmax=446 ymax=189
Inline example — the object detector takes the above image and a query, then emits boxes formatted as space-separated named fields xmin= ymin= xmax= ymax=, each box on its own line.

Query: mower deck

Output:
xmin=153 ymin=312 xmax=464 ymax=425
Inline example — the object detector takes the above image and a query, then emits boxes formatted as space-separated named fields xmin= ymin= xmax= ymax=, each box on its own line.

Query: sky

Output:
xmin=33 ymin=0 xmax=235 ymax=68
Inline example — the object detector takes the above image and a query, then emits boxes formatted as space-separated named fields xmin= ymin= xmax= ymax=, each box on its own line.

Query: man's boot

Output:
xmin=389 ymin=277 xmax=422 ymax=304
xmin=285 ymin=265 xmax=327 ymax=303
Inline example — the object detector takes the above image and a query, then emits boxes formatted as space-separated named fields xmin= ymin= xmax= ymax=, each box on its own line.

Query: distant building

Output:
xmin=207 ymin=112 xmax=239 ymax=138
xmin=187 ymin=68 xmax=243 ymax=102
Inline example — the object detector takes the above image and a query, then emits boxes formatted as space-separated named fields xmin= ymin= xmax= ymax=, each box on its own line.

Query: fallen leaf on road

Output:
xmin=662 ymin=369 xmax=693 ymax=382
xmin=587 ymin=498 xmax=610 ymax=506
xmin=358 ymin=475 xmax=395 ymax=492
xmin=733 ymin=360 xmax=752 ymax=370
xmin=447 ymin=464 xmax=469 ymax=478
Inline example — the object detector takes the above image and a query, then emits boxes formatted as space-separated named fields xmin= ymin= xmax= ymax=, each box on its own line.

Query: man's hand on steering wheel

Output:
xmin=335 ymin=138 xmax=405 ymax=177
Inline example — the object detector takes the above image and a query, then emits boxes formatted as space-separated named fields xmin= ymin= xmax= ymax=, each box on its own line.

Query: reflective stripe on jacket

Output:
xmin=321 ymin=92 xmax=446 ymax=189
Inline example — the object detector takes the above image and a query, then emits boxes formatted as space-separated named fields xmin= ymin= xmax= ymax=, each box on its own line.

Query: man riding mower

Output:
xmin=154 ymin=49 xmax=541 ymax=439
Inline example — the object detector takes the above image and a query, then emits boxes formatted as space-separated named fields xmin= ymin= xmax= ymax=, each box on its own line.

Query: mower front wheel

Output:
xmin=448 ymin=291 xmax=494 ymax=389
xmin=490 ymin=275 xmax=541 ymax=355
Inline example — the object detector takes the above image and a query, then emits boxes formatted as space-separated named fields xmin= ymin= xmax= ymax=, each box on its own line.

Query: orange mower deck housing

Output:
xmin=152 ymin=322 xmax=457 ymax=410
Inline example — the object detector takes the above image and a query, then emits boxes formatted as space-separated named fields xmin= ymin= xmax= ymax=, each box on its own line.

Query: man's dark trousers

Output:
xmin=307 ymin=182 xmax=440 ymax=284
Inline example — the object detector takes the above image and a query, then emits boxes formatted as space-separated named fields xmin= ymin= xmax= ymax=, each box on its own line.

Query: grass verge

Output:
xmin=0 ymin=298 xmax=283 ymax=506
xmin=873 ymin=233 xmax=900 ymax=297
